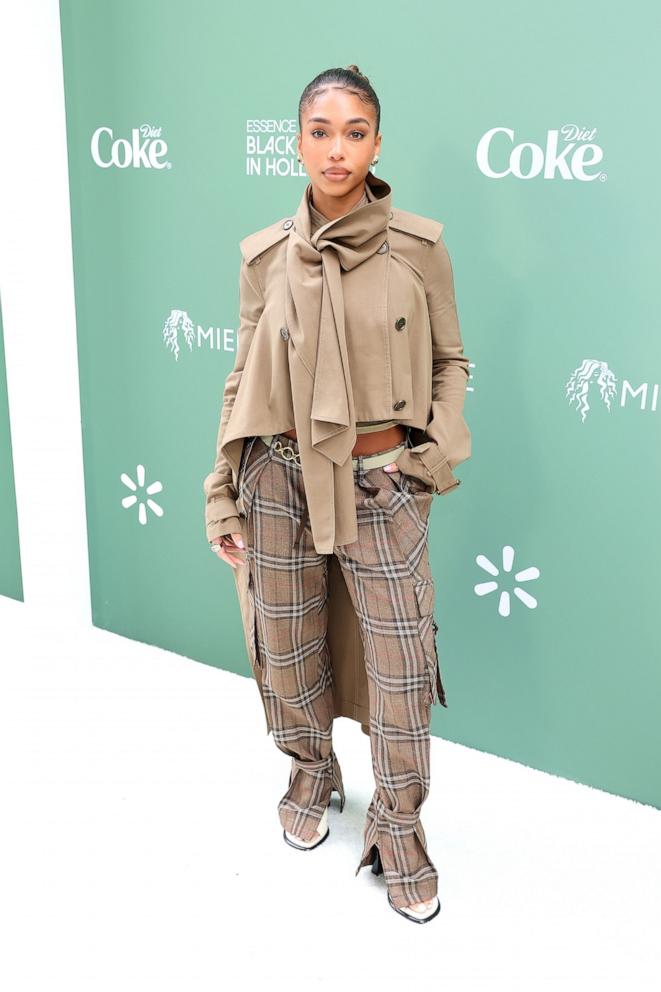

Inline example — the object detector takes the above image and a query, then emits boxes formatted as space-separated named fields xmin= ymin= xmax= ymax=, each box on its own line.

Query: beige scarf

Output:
xmin=283 ymin=171 xmax=393 ymax=552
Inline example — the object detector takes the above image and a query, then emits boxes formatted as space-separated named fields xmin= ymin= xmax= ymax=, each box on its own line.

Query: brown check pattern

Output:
xmin=238 ymin=432 xmax=446 ymax=910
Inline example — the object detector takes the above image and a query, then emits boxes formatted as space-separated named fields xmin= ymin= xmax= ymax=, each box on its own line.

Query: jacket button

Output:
xmin=376 ymin=240 xmax=389 ymax=254
xmin=393 ymin=399 xmax=406 ymax=411
xmin=282 ymin=219 xmax=293 ymax=230
xmin=280 ymin=327 xmax=290 ymax=340
xmin=395 ymin=317 xmax=406 ymax=330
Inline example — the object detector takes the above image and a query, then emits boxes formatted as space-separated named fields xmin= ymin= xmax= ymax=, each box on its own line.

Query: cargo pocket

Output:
xmin=412 ymin=577 xmax=447 ymax=708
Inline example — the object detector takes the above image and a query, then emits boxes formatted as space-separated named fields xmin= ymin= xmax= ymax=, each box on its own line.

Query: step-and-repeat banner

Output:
xmin=58 ymin=0 xmax=661 ymax=807
xmin=0 ymin=291 xmax=23 ymax=602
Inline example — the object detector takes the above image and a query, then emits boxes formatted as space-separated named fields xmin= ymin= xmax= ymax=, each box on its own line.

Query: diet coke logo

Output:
xmin=476 ymin=125 xmax=605 ymax=181
xmin=91 ymin=125 xmax=171 ymax=169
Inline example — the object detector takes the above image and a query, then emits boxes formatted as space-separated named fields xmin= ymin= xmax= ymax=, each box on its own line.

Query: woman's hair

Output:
xmin=298 ymin=65 xmax=381 ymax=135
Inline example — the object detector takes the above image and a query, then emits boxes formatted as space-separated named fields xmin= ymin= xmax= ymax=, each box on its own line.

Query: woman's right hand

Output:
xmin=210 ymin=532 xmax=247 ymax=569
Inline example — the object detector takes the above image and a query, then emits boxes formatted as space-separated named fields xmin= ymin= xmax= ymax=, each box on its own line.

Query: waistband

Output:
xmin=258 ymin=434 xmax=406 ymax=470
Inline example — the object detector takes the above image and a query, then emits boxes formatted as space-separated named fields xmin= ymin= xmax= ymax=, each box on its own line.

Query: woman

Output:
xmin=203 ymin=65 xmax=471 ymax=923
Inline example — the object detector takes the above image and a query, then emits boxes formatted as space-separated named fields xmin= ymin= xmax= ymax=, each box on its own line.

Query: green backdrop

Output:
xmin=0 ymin=291 xmax=23 ymax=602
xmin=58 ymin=0 xmax=661 ymax=808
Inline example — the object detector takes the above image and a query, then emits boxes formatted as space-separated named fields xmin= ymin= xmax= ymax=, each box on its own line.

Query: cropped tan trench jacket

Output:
xmin=203 ymin=177 xmax=471 ymax=735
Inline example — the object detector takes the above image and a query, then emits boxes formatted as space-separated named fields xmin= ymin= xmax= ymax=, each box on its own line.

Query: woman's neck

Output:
xmin=309 ymin=182 xmax=368 ymax=222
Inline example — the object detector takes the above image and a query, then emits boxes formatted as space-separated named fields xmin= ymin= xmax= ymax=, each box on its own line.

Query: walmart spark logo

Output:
xmin=474 ymin=544 xmax=540 ymax=617
xmin=121 ymin=464 xmax=164 ymax=525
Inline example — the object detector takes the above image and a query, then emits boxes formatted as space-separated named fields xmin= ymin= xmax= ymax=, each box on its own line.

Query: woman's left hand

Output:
xmin=382 ymin=462 xmax=399 ymax=474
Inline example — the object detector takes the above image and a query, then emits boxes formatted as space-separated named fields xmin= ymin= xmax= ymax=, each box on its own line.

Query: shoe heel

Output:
xmin=332 ymin=785 xmax=345 ymax=813
xmin=370 ymin=846 xmax=383 ymax=876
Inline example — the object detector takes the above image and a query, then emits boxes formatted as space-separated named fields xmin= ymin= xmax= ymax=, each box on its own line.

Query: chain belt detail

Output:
xmin=258 ymin=434 xmax=406 ymax=470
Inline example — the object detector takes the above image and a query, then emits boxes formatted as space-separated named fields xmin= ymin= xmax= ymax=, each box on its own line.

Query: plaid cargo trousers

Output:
xmin=238 ymin=431 xmax=446 ymax=910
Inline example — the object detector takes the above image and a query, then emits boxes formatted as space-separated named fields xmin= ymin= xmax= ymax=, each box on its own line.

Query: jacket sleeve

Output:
xmin=397 ymin=232 xmax=471 ymax=494
xmin=203 ymin=257 xmax=264 ymax=542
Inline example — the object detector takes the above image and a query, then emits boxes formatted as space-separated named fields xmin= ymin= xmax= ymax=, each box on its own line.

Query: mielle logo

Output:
xmin=91 ymin=125 xmax=171 ymax=169
xmin=566 ymin=359 xmax=661 ymax=422
xmin=162 ymin=309 xmax=236 ymax=361
xmin=476 ymin=125 xmax=606 ymax=181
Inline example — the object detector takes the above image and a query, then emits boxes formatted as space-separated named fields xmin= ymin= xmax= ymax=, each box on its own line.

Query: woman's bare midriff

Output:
xmin=281 ymin=423 xmax=406 ymax=456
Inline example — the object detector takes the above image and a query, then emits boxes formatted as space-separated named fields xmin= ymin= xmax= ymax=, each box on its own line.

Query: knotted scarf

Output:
xmin=283 ymin=171 xmax=393 ymax=553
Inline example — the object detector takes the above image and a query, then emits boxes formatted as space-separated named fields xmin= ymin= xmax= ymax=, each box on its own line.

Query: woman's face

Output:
xmin=297 ymin=87 xmax=382 ymax=215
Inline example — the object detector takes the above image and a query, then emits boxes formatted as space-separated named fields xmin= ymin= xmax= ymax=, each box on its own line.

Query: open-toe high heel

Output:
xmin=283 ymin=806 xmax=330 ymax=851
xmin=370 ymin=846 xmax=440 ymax=923
xmin=387 ymin=891 xmax=441 ymax=924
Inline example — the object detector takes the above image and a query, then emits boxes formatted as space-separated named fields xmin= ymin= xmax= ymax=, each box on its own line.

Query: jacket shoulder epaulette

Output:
xmin=239 ymin=216 xmax=294 ymax=265
xmin=389 ymin=207 xmax=444 ymax=245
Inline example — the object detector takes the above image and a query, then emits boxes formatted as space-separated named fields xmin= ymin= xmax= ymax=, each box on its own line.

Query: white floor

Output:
xmin=1 ymin=596 xmax=659 ymax=992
